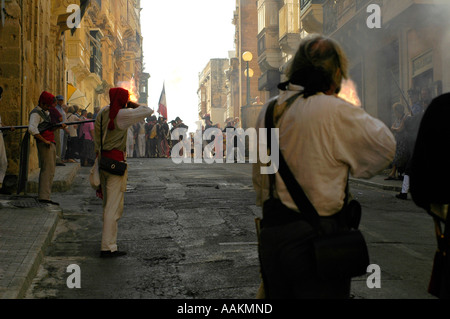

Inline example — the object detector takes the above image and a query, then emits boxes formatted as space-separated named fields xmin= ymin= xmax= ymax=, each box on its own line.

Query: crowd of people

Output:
xmin=126 ymin=115 xmax=188 ymax=159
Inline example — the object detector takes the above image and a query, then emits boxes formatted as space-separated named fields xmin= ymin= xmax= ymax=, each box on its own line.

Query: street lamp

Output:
xmin=244 ymin=68 xmax=254 ymax=79
xmin=242 ymin=51 xmax=253 ymax=107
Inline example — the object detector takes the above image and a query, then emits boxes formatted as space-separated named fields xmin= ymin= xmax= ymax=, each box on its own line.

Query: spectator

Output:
xmin=385 ymin=103 xmax=409 ymax=180
xmin=65 ymin=106 xmax=79 ymax=163
xmin=80 ymin=112 xmax=95 ymax=167
xmin=396 ymin=90 xmax=428 ymax=200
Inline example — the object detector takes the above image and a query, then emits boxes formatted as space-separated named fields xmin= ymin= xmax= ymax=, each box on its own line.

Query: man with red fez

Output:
xmin=94 ymin=87 xmax=153 ymax=258
xmin=28 ymin=91 xmax=67 ymax=205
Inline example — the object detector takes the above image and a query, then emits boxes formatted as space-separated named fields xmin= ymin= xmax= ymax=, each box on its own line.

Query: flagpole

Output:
xmin=158 ymin=81 xmax=168 ymax=119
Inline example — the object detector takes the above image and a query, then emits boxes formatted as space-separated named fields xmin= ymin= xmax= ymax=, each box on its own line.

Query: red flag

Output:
xmin=158 ymin=84 xmax=168 ymax=119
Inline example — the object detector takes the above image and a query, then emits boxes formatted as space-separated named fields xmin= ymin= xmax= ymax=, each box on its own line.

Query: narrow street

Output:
xmin=25 ymin=158 xmax=437 ymax=299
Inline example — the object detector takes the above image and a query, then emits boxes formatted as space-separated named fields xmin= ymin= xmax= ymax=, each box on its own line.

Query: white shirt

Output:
xmin=253 ymin=85 xmax=396 ymax=217
xmin=28 ymin=106 xmax=48 ymax=136
xmin=66 ymin=113 xmax=80 ymax=137
xmin=99 ymin=105 xmax=153 ymax=130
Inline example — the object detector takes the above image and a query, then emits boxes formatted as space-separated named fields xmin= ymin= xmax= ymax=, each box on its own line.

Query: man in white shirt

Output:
xmin=29 ymin=91 xmax=67 ymax=205
xmin=253 ymin=34 xmax=396 ymax=299
xmin=94 ymin=87 xmax=153 ymax=258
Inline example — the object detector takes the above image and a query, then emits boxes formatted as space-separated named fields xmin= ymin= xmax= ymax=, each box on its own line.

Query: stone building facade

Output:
xmin=198 ymin=59 xmax=230 ymax=129
xmin=254 ymin=0 xmax=450 ymax=128
xmin=0 ymin=0 xmax=147 ymax=191
xmin=230 ymin=0 xmax=266 ymax=130
xmin=322 ymin=0 xmax=450 ymax=126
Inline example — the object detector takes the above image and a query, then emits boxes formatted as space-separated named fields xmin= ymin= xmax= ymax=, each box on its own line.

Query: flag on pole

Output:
xmin=158 ymin=83 xmax=168 ymax=119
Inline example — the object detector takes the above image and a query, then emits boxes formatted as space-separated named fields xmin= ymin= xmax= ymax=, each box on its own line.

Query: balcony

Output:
xmin=279 ymin=1 xmax=301 ymax=55
xmin=300 ymin=0 xmax=325 ymax=33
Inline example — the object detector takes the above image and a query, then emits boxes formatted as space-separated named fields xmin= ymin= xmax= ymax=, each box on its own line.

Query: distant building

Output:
xmin=231 ymin=0 xmax=266 ymax=130
xmin=198 ymin=59 xmax=230 ymax=129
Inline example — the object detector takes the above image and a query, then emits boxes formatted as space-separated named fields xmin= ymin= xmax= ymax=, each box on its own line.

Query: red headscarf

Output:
xmin=108 ymin=88 xmax=129 ymax=130
xmin=39 ymin=91 xmax=55 ymax=107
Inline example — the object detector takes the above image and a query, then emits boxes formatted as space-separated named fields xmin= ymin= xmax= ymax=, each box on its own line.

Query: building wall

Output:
xmin=234 ymin=0 xmax=265 ymax=129
xmin=198 ymin=59 xmax=230 ymax=128
xmin=0 ymin=0 xmax=146 ymax=189
xmin=0 ymin=0 xmax=70 ymax=177
xmin=323 ymin=0 xmax=450 ymax=126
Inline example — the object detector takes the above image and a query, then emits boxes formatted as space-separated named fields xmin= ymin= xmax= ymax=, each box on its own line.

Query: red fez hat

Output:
xmin=39 ymin=91 xmax=55 ymax=106
xmin=108 ymin=88 xmax=129 ymax=130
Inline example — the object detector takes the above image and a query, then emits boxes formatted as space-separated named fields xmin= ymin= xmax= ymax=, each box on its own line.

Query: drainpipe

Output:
xmin=20 ymin=0 xmax=24 ymax=127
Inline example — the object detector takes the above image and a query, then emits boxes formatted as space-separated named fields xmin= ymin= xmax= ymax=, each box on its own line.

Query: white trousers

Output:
xmin=100 ymin=169 xmax=128 ymax=252
xmin=126 ymin=131 xmax=134 ymax=157
xmin=138 ymin=134 xmax=146 ymax=157
xmin=401 ymin=174 xmax=410 ymax=194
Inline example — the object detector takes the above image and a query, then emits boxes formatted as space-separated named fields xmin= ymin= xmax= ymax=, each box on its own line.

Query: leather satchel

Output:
xmin=264 ymin=97 xmax=370 ymax=281
xmin=99 ymin=156 xmax=127 ymax=176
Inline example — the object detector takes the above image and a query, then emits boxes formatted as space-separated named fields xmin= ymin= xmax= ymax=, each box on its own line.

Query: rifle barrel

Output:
xmin=0 ymin=120 xmax=95 ymax=132
xmin=390 ymin=70 xmax=412 ymax=112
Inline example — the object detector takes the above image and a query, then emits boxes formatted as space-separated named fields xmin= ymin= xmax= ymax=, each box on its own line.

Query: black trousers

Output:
xmin=259 ymin=205 xmax=351 ymax=299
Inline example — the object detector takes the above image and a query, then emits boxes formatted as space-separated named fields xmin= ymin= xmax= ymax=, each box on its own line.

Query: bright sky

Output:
xmin=140 ymin=0 xmax=236 ymax=131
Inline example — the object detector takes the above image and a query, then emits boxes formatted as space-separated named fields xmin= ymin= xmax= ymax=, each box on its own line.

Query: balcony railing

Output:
xmin=323 ymin=0 xmax=372 ymax=35
xmin=300 ymin=0 xmax=311 ymax=10
xmin=90 ymin=55 xmax=103 ymax=80
xmin=300 ymin=0 xmax=326 ymax=11
xmin=323 ymin=0 xmax=338 ymax=35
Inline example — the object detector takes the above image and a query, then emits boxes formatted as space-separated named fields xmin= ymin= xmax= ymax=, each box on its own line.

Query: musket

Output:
xmin=0 ymin=120 xmax=95 ymax=132
xmin=390 ymin=70 xmax=412 ymax=113
xmin=0 ymin=125 xmax=28 ymax=131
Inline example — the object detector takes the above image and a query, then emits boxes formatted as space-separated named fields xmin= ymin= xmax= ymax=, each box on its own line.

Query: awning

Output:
xmin=67 ymin=83 xmax=88 ymax=107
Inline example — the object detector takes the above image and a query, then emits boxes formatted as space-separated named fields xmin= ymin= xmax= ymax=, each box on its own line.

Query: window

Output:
xmin=89 ymin=30 xmax=103 ymax=79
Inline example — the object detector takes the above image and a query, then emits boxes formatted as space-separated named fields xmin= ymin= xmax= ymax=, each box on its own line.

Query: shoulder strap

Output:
xmin=264 ymin=93 xmax=321 ymax=229
xmin=100 ymin=112 xmax=109 ymax=153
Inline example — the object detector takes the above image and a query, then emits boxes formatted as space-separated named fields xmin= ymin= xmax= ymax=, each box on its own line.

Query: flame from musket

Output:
xmin=338 ymin=79 xmax=361 ymax=107
xmin=117 ymin=79 xmax=138 ymax=103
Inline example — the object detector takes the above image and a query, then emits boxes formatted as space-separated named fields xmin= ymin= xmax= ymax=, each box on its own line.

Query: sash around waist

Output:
xmin=102 ymin=149 xmax=125 ymax=162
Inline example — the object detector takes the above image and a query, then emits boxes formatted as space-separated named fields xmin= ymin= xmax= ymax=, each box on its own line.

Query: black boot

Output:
xmin=396 ymin=193 xmax=407 ymax=200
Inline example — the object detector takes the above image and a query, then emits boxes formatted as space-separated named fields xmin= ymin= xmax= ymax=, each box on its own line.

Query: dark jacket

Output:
xmin=410 ymin=93 xmax=450 ymax=210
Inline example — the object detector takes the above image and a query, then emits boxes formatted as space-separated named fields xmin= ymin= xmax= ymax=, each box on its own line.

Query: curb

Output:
xmin=0 ymin=205 xmax=61 ymax=299
xmin=349 ymin=178 xmax=403 ymax=193
xmin=26 ymin=163 xmax=80 ymax=194
xmin=0 ymin=163 xmax=76 ymax=299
